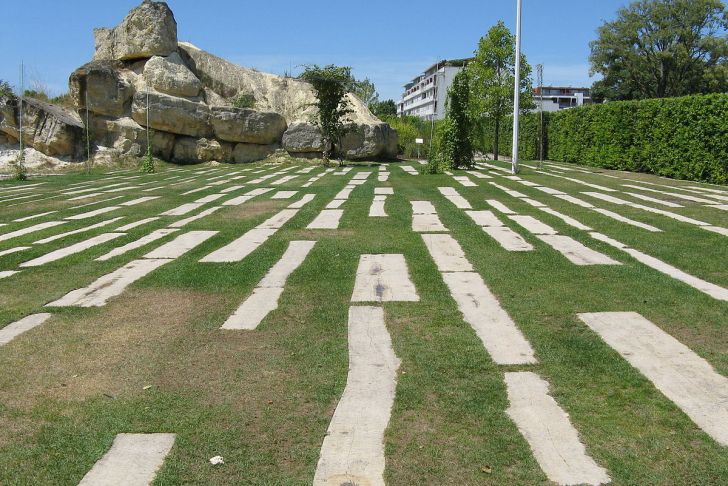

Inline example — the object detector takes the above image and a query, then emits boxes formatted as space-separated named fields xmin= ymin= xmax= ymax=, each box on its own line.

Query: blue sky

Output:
xmin=1 ymin=0 xmax=630 ymax=101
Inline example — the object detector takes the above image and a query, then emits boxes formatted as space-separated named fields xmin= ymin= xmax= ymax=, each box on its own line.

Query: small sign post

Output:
xmin=415 ymin=138 xmax=424 ymax=160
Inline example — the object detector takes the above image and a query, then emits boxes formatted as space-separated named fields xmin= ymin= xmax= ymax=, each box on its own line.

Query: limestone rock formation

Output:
xmin=143 ymin=52 xmax=202 ymax=97
xmin=93 ymin=1 xmax=178 ymax=61
xmin=0 ymin=95 xmax=84 ymax=158
xmin=56 ymin=0 xmax=398 ymax=164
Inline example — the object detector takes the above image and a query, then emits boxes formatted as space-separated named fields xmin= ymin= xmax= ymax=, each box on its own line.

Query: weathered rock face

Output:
xmin=93 ymin=1 xmax=178 ymax=61
xmin=143 ymin=52 xmax=202 ymax=97
xmin=281 ymin=122 xmax=328 ymax=154
xmin=210 ymin=106 xmax=287 ymax=144
xmin=341 ymin=123 xmax=399 ymax=160
xmin=172 ymin=137 xmax=232 ymax=164
xmin=232 ymin=143 xmax=278 ymax=164
xmin=0 ymin=96 xmax=84 ymax=158
xmin=131 ymin=91 xmax=212 ymax=138
xmin=56 ymin=0 xmax=398 ymax=165
xmin=69 ymin=61 xmax=134 ymax=117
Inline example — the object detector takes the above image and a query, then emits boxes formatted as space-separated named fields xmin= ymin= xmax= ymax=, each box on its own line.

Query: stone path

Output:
xmin=351 ymin=254 xmax=420 ymax=302
xmin=0 ymin=313 xmax=52 ymax=346
xmin=78 ymin=433 xmax=176 ymax=486
xmin=579 ymin=312 xmax=728 ymax=446
xmin=222 ymin=240 xmax=316 ymax=330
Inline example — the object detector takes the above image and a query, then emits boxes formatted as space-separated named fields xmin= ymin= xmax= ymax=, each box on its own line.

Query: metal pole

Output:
xmin=511 ymin=0 xmax=522 ymax=175
xmin=537 ymin=64 xmax=544 ymax=169
xmin=19 ymin=62 xmax=24 ymax=156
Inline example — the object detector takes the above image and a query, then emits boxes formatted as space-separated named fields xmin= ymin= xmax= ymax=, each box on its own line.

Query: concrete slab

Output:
xmin=120 ymin=197 xmax=160 ymax=207
xmin=307 ymin=210 xmax=343 ymax=230
xmin=369 ymin=198 xmax=387 ymax=217
xmin=143 ymin=230 xmax=217 ymax=259
xmin=221 ymin=287 xmax=285 ymax=330
xmin=259 ymin=240 xmax=317 ymax=288
xmin=411 ymin=201 xmax=436 ymax=215
xmin=223 ymin=188 xmax=273 ymax=206
xmin=313 ymin=306 xmax=399 ymax=486
xmin=0 ymin=313 xmax=52 ymax=346
xmin=413 ymin=214 xmax=448 ymax=233
xmin=0 ymin=221 xmax=66 ymax=243
xmin=466 ymin=210 xmax=504 ymax=227
xmin=20 ymin=233 xmax=126 ymax=268
xmin=509 ymin=215 xmax=558 ymax=235
xmin=66 ymin=206 xmax=121 ymax=220
xmin=351 ymin=254 xmax=420 ymax=302
xmin=482 ymin=226 xmax=534 ymax=252
xmin=117 ymin=218 xmax=160 ymax=231
xmin=97 ymin=229 xmax=179 ymax=261
xmin=258 ymin=209 xmax=300 ymax=229
xmin=421 ymin=233 xmax=473 ymax=272
xmin=539 ymin=207 xmax=592 ymax=231
xmin=47 ymin=258 xmax=170 ymax=307
xmin=35 ymin=217 xmax=125 ymax=244
xmin=78 ymin=433 xmax=176 ymax=486
xmin=0 ymin=246 xmax=30 ymax=257
xmin=579 ymin=312 xmax=728 ymax=447
xmin=288 ymin=194 xmax=316 ymax=209
xmin=453 ymin=176 xmax=477 ymax=187
xmin=442 ymin=272 xmax=536 ymax=364
xmin=200 ymin=228 xmax=277 ymax=263
xmin=334 ymin=187 xmax=354 ymax=200
xmin=487 ymin=200 xmax=516 ymax=214
xmin=160 ymin=202 xmax=204 ymax=217
xmin=168 ymin=207 xmax=222 ymax=228
xmin=272 ymin=191 xmax=298 ymax=199
xmin=505 ymin=372 xmax=611 ymax=486
xmin=374 ymin=187 xmax=394 ymax=195
xmin=14 ymin=211 xmax=57 ymax=222
xmin=536 ymin=234 xmax=621 ymax=266
xmin=0 ymin=271 xmax=19 ymax=279
xmin=326 ymin=199 xmax=346 ymax=209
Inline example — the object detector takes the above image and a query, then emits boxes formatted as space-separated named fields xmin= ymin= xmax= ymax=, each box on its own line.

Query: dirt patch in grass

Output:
xmin=0 ymin=288 xmax=225 ymax=409
xmin=224 ymin=199 xmax=284 ymax=222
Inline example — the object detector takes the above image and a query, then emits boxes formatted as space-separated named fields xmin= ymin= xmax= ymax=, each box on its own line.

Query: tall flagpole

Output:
xmin=511 ymin=0 xmax=523 ymax=175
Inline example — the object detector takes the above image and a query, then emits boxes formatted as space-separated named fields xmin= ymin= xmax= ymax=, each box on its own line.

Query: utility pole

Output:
xmin=511 ymin=0 xmax=523 ymax=175
xmin=19 ymin=62 xmax=24 ymax=158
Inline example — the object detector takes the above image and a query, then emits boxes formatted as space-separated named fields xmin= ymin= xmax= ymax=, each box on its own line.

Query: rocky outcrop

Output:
xmin=281 ymin=122 xmax=328 ymax=155
xmin=143 ymin=52 xmax=202 ymax=97
xmin=131 ymin=91 xmax=212 ymax=138
xmin=56 ymin=0 xmax=397 ymax=165
xmin=93 ymin=1 xmax=178 ymax=61
xmin=69 ymin=61 xmax=134 ymax=117
xmin=210 ymin=106 xmax=287 ymax=144
xmin=0 ymin=95 xmax=84 ymax=158
xmin=172 ymin=137 xmax=232 ymax=164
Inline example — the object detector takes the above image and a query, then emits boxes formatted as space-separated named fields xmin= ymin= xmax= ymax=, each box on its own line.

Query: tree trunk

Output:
xmin=494 ymin=117 xmax=500 ymax=161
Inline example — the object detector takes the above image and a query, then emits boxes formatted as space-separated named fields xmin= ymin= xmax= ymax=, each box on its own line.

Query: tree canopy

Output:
xmin=466 ymin=21 xmax=533 ymax=160
xmin=439 ymin=70 xmax=474 ymax=169
xmin=370 ymin=99 xmax=397 ymax=118
xmin=300 ymin=65 xmax=354 ymax=164
xmin=590 ymin=0 xmax=728 ymax=101
xmin=351 ymin=77 xmax=379 ymax=107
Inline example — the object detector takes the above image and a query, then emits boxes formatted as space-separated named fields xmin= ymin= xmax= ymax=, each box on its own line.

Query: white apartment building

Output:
xmin=533 ymin=86 xmax=592 ymax=112
xmin=398 ymin=59 xmax=470 ymax=120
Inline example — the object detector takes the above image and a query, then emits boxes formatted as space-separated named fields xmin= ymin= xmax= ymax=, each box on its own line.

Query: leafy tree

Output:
xmin=466 ymin=21 xmax=533 ymax=161
xmin=300 ymin=65 xmax=354 ymax=164
xmin=351 ymin=77 xmax=379 ymax=106
xmin=439 ymin=70 xmax=474 ymax=169
xmin=590 ymin=0 xmax=728 ymax=101
xmin=370 ymin=99 xmax=398 ymax=118
xmin=0 ymin=80 xmax=13 ymax=97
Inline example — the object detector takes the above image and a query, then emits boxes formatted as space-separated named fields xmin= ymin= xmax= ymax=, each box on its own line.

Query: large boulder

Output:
xmin=143 ymin=52 xmax=202 ymax=98
xmin=281 ymin=122 xmax=328 ymax=154
xmin=0 ymin=96 xmax=83 ymax=158
xmin=232 ymin=143 xmax=278 ymax=163
xmin=131 ymin=91 xmax=212 ymax=138
xmin=210 ymin=106 xmax=287 ymax=144
xmin=93 ymin=1 xmax=178 ymax=61
xmin=341 ymin=123 xmax=399 ymax=160
xmin=69 ymin=61 xmax=134 ymax=117
xmin=89 ymin=115 xmax=175 ymax=159
xmin=172 ymin=137 xmax=232 ymax=163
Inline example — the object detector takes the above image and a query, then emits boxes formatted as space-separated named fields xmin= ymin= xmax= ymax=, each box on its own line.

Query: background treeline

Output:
xmin=484 ymin=93 xmax=728 ymax=184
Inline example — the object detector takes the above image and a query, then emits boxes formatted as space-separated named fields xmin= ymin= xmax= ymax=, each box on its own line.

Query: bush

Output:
xmin=547 ymin=94 xmax=728 ymax=184
xmin=482 ymin=93 xmax=727 ymax=184
xmin=382 ymin=115 xmax=439 ymax=159
xmin=232 ymin=93 xmax=256 ymax=109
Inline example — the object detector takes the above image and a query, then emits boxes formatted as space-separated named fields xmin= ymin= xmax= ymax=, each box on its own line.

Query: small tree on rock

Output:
xmin=300 ymin=65 xmax=354 ymax=165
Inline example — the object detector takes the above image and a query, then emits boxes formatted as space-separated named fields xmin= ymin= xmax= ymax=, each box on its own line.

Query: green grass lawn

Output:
xmin=0 ymin=158 xmax=726 ymax=485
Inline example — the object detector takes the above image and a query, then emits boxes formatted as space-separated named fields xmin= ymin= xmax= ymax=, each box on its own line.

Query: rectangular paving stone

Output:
xmin=200 ymin=228 xmax=277 ymax=263
xmin=66 ymin=206 xmax=121 ymax=220
xmin=412 ymin=213 xmax=448 ymax=233
xmin=442 ymin=271 xmax=536 ymax=365
xmin=307 ymin=210 xmax=344 ymax=230
xmin=20 ymin=233 xmax=126 ymax=268
xmin=505 ymin=372 xmax=611 ymax=486
xmin=0 ymin=313 xmax=52 ymax=346
xmin=144 ymin=230 xmax=217 ymax=259
xmin=421 ymin=233 xmax=473 ymax=272
xmin=351 ymin=254 xmax=420 ymax=302
xmin=482 ymin=226 xmax=534 ymax=252
xmin=0 ymin=221 xmax=66 ymax=243
xmin=579 ymin=312 xmax=728 ymax=447
xmin=536 ymin=234 xmax=620 ymax=266
xmin=313 ymin=306 xmax=399 ymax=486
xmin=35 ymin=217 xmax=125 ymax=244
xmin=97 ymin=229 xmax=179 ymax=261
xmin=78 ymin=433 xmax=176 ymax=486
xmin=466 ymin=210 xmax=503 ymax=227
xmin=168 ymin=207 xmax=222 ymax=228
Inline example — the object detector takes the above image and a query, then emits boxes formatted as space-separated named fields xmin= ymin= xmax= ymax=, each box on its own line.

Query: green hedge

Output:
xmin=476 ymin=93 xmax=728 ymax=184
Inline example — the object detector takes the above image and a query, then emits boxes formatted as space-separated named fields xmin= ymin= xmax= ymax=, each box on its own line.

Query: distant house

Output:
xmin=533 ymin=86 xmax=592 ymax=112
xmin=398 ymin=59 xmax=470 ymax=120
